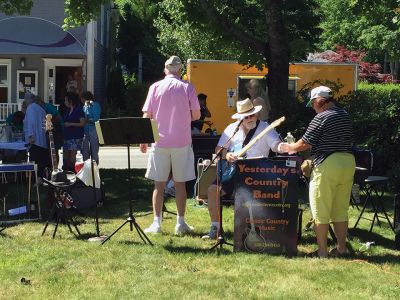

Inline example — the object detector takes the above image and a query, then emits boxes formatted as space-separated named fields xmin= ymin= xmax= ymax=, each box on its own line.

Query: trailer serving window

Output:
xmin=237 ymin=75 xmax=299 ymax=101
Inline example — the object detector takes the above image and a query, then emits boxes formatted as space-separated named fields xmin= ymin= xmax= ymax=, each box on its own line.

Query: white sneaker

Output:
xmin=144 ymin=222 xmax=161 ymax=234
xmin=174 ymin=223 xmax=194 ymax=235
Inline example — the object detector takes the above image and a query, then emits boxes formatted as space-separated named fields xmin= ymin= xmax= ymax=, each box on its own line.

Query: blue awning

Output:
xmin=0 ymin=16 xmax=85 ymax=56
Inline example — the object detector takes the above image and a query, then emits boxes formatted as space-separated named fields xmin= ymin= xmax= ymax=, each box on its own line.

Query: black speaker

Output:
xmin=395 ymin=194 xmax=400 ymax=250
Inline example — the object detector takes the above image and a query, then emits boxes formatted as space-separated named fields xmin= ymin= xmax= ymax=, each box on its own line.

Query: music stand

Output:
xmin=96 ymin=117 xmax=157 ymax=246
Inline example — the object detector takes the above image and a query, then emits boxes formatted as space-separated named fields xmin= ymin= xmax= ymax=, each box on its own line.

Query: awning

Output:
xmin=0 ymin=16 xmax=85 ymax=56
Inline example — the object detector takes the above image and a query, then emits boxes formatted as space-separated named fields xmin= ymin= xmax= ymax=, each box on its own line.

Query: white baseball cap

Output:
xmin=307 ymin=86 xmax=332 ymax=107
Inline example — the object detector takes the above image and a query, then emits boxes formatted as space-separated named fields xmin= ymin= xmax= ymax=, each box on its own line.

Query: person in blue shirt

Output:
xmin=63 ymin=92 xmax=85 ymax=172
xmin=6 ymin=111 xmax=25 ymax=132
xmin=36 ymin=97 xmax=63 ymax=167
xmin=81 ymin=91 xmax=101 ymax=165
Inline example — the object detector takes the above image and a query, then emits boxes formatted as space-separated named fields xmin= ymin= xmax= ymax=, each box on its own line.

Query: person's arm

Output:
xmin=191 ymin=109 xmax=201 ymax=121
xmin=279 ymin=138 xmax=311 ymax=154
xmin=203 ymin=106 xmax=211 ymax=118
xmin=64 ymin=117 xmax=86 ymax=127
xmin=140 ymin=112 xmax=152 ymax=153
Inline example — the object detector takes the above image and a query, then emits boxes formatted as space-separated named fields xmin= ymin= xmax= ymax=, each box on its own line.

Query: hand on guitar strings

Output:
xmin=226 ymin=152 xmax=239 ymax=163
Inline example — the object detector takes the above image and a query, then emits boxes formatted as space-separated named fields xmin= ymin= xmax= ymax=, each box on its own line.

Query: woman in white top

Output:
xmin=246 ymin=79 xmax=271 ymax=121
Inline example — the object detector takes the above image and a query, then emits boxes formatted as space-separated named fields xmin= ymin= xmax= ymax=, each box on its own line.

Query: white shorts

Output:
xmin=145 ymin=145 xmax=195 ymax=182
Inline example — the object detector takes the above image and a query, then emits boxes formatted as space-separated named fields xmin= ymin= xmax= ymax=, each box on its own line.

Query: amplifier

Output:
xmin=196 ymin=163 xmax=217 ymax=200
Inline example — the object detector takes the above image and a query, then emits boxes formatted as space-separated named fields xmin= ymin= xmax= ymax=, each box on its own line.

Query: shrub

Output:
xmin=342 ymin=83 xmax=400 ymax=191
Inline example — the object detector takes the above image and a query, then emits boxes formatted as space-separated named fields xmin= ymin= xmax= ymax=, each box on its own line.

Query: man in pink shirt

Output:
xmin=140 ymin=56 xmax=201 ymax=235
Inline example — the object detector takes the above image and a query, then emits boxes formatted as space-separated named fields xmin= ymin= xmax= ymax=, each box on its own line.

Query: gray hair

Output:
xmin=24 ymin=92 xmax=35 ymax=105
xmin=165 ymin=64 xmax=181 ymax=75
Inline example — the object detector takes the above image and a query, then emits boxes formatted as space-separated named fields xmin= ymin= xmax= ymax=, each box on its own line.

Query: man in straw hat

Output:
xmin=202 ymin=98 xmax=286 ymax=239
xmin=140 ymin=56 xmax=201 ymax=235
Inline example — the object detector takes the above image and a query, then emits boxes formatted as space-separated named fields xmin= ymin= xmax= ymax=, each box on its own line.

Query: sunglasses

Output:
xmin=244 ymin=114 xmax=256 ymax=119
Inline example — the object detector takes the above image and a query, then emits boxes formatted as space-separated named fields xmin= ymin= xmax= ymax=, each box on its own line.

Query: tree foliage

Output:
xmin=317 ymin=0 xmax=400 ymax=77
xmin=0 ymin=0 xmax=32 ymax=15
xmin=154 ymin=0 xmax=321 ymax=104
xmin=63 ymin=0 xmax=109 ymax=28
xmin=116 ymin=0 xmax=166 ymax=82
xmin=0 ymin=0 xmax=107 ymax=28
xmin=313 ymin=45 xmax=394 ymax=83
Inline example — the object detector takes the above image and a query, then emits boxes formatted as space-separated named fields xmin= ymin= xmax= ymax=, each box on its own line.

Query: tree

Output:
xmin=0 ymin=0 xmax=33 ymax=15
xmin=116 ymin=0 xmax=166 ymax=82
xmin=317 ymin=0 xmax=400 ymax=79
xmin=0 ymin=0 xmax=108 ymax=28
xmin=154 ymin=0 xmax=321 ymax=105
xmin=310 ymin=45 xmax=394 ymax=83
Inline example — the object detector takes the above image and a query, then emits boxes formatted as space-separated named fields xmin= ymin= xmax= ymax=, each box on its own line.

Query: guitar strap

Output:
xmin=241 ymin=120 xmax=260 ymax=156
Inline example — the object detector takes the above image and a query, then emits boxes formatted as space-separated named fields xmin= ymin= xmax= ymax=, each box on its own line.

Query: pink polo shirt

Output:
xmin=142 ymin=75 xmax=200 ymax=148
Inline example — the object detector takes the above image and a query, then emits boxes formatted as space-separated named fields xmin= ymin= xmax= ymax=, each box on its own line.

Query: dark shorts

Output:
xmin=212 ymin=176 xmax=235 ymax=197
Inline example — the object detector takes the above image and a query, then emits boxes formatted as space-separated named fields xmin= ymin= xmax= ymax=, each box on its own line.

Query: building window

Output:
xmin=0 ymin=64 xmax=10 ymax=103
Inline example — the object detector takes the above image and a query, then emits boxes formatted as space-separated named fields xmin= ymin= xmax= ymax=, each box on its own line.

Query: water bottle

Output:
xmin=75 ymin=150 xmax=84 ymax=173
xmin=285 ymin=132 xmax=295 ymax=144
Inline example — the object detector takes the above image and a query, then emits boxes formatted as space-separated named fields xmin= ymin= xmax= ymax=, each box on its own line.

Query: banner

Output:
xmin=234 ymin=157 xmax=299 ymax=254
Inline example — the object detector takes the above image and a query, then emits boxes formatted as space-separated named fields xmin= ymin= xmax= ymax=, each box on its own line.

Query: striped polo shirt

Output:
xmin=302 ymin=106 xmax=354 ymax=167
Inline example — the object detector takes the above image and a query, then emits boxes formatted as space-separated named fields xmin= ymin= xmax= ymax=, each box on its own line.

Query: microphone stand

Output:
xmin=205 ymin=120 xmax=242 ymax=251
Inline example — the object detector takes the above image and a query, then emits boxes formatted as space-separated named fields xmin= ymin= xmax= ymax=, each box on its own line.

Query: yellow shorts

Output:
xmin=145 ymin=145 xmax=195 ymax=182
xmin=309 ymin=152 xmax=355 ymax=224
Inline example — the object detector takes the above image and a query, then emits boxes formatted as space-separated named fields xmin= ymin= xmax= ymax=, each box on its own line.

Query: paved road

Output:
xmin=98 ymin=146 xmax=148 ymax=169
xmin=58 ymin=146 xmax=149 ymax=169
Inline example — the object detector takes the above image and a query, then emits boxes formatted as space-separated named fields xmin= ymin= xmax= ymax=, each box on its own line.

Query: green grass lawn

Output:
xmin=0 ymin=169 xmax=399 ymax=299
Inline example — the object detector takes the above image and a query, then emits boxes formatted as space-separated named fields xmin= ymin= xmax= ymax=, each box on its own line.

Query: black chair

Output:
xmin=351 ymin=149 xmax=373 ymax=209
xmin=353 ymin=149 xmax=394 ymax=232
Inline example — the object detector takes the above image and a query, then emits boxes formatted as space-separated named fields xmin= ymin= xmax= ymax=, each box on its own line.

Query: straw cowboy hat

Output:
xmin=231 ymin=98 xmax=263 ymax=119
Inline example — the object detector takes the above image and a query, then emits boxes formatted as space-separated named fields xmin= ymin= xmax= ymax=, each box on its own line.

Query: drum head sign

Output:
xmin=234 ymin=158 xmax=299 ymax=254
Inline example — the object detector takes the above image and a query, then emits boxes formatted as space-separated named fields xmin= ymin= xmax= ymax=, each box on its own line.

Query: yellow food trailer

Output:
xmin=186 ymin=59 xmax=358 ymax=133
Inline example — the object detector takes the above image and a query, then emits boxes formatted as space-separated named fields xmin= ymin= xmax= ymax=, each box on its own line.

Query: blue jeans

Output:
xmin=82 ymin=129 xmax=99 ymax=165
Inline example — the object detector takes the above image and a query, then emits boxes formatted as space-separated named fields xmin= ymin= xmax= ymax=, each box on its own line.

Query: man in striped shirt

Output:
xmin=280 ymin=86 xmax=355 ymax=258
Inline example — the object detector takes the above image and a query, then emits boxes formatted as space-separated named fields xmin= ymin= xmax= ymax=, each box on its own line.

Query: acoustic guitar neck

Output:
xmin=236 ymin=116 xmax=285 ymax=157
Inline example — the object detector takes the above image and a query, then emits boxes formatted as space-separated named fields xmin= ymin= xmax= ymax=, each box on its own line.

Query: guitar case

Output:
xmin=395 ymin=194 xmax=400 ymax=250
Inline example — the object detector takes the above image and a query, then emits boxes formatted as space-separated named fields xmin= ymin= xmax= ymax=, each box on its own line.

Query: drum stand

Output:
xmin=42 ymin=179 xmax=85 ymax=239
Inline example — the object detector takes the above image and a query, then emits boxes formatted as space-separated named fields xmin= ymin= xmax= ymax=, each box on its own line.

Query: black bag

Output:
xmin=69 ymin=179 xmax=104 ymax=210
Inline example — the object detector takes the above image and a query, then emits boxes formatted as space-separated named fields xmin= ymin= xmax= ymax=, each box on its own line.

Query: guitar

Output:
xmin=244 ymin=199 xmax=266 ymax=252
xmin=221 ymin=116 xmax=286 ymax=183
xmin=44 ymin=114 xmax=66 ymax=182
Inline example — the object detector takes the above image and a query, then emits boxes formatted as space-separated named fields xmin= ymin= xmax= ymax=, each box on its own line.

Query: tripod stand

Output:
xmin=97 ymin=118 xmax=156 ymax=246
xmin=42 ymin=175 xmax=85 ymax=239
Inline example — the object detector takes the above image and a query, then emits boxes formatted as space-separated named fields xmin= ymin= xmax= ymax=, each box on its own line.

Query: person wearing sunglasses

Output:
xmin=202 ymin=98 xmax=285 ymax=239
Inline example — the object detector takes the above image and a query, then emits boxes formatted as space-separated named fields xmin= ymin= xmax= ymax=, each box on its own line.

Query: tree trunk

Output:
xmin=264 ymin=0 xmax=289 ymax=106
